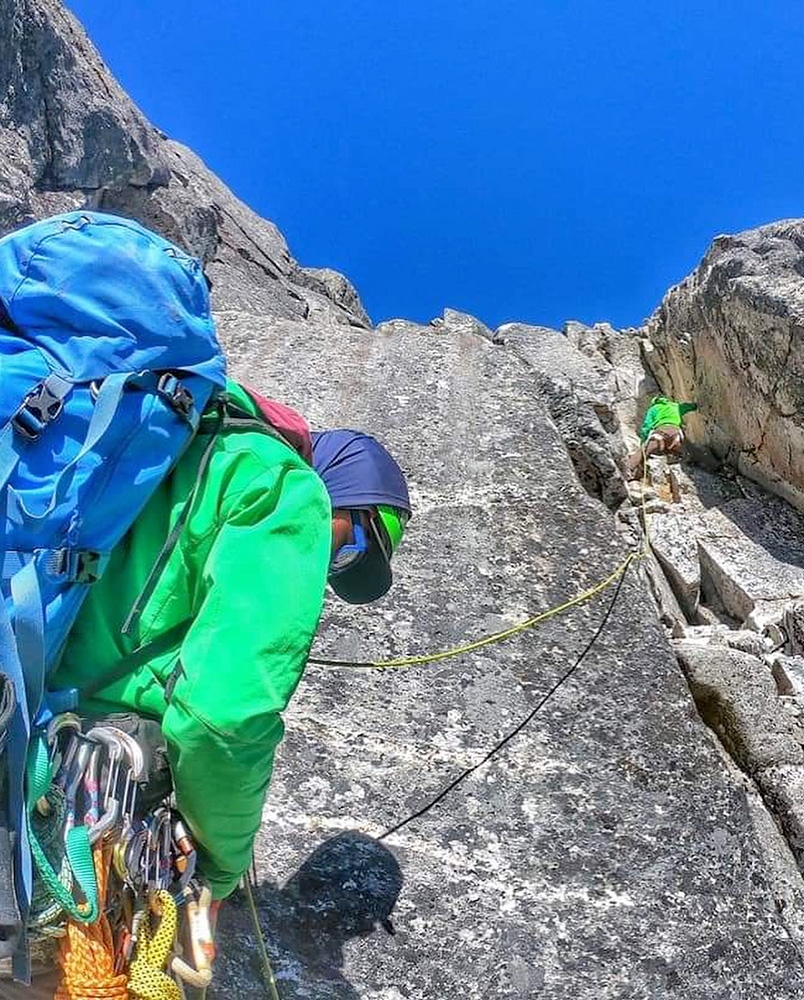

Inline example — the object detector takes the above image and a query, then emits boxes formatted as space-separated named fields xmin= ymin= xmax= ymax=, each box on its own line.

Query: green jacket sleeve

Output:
xmin=161 ymin=458 xmax=331 ymax=898
xmin=638 ymin=406 xmax=657 ymax=442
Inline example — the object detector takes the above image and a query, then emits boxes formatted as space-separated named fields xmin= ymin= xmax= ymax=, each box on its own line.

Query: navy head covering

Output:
xmin=312 ymin=430 xmax=411 ymax=514
xmin=312 ymin=430 xmax=411 ymax=604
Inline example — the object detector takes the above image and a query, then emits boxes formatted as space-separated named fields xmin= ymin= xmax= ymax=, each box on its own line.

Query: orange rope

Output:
xmin=55 ymin=845 xmax=129 ymax=1000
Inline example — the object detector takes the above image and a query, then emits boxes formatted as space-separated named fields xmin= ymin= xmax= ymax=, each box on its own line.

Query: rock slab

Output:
xmin=217 ymin=313 xmax=804 ymax=998
xmin=645 ymin=221 xmax=804 ymax=511
xmin=4 ymin=2 xmax=804 ymax=997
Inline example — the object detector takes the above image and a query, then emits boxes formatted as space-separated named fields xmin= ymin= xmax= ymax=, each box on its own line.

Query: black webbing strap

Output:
xmin=0 ymin=673 xmax=13 ymax=757
xmin=214 ymin=398 xmax=295 ymax=452
xmin=80 ymin=618 xmax=192 ymax=699
xmin=121 ymin=403 xmax=227 ymax=637
xmin=121 ymin=396 xmax=295 ymax=637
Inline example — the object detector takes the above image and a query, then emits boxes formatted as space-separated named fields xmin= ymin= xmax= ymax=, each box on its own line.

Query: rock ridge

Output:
xmin=0 ymin=0 xmax=370 ymax=327
xmin=6 ymin=2 xmax=804 ymax=997
xmin=643 ymin=219 xmax=804 ymax=511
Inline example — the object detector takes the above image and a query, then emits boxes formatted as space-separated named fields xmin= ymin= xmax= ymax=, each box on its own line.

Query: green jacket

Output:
xmin=51 ymin=383 xmax=331 ymax=898
xmin=639 ymin=397 xmax=698 ymax=442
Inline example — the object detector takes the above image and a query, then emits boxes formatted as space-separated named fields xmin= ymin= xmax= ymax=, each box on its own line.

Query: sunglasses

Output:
xmin=329 ymin=510 xmax=393 ymax=576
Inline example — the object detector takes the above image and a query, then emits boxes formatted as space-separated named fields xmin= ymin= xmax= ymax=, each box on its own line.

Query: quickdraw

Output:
xmin=27 ymin=717 xmax=217 ymax=996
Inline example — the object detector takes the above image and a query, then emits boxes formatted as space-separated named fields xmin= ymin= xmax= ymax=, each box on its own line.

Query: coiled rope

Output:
xmin=128 ymin=891 xmax=182 ymax=1000
xmin=55 ymin=846 xmax=128 ymax=999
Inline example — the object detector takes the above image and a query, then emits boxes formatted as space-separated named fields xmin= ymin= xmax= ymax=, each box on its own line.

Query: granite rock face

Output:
xmin=638 ymin=458 xmax=804 ymax=906
xmin=0 ymin=0 xmax=169 ymax=219
xmin=300 ymin=267 xmax=373 ymax=328
xmin=0 ymin=0 xmax=369 ymax=326
xmin=218 ymin=312 xmax=804 ymax=999
xmin=488 ymin=319 xmax=653 ymax=509
xmin=645 ymin=221 xmax=804 ymax=510
xmin=644 ymin=464 xmax=804 ymax=629
xmin=6 ymin=2 xmax=804 ymax=998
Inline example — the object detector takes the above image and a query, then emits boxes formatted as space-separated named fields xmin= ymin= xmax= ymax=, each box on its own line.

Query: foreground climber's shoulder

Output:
xmin=56 ymin=379 xmax=332 ymax=716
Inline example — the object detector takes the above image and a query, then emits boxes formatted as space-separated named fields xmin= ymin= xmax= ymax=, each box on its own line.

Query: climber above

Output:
xmin=626 ymin=395 xmax=698 ymax=480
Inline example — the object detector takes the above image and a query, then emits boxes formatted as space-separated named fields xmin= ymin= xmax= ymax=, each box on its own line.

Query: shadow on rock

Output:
xmin=216 ymin=831 xmax=402 ymax=1000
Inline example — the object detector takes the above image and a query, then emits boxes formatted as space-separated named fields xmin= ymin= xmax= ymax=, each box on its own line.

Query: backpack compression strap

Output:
xmin=121 ymin=396 xmax=291 ymax=638
xmin=0 ymin=372 xmax=153 ymax=981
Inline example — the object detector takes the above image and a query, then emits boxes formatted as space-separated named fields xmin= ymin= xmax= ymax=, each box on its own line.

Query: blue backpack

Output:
xmin=0 ymin=211 xmax=226 ymax=979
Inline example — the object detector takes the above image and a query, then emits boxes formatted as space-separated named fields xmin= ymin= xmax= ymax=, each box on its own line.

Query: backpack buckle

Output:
xmin=49 ymin=548 xmax=104 ymax=583
xmin=157 ymin=374 xmax=195 ymax=421
xmin=12 ymin=382 xmax=66 ymax=440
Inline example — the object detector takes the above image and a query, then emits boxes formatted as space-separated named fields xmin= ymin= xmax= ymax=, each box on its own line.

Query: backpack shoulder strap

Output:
xmin=215 ymin=397 xmax=296 ymax=451
xmin=121 ymin=393 xmax=301 ymax=641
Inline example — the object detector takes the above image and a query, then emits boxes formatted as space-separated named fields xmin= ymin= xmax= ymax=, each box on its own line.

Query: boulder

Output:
xmin=771 ymin=656 xmax=804 ymax=698
xmin=299 ymin=267 xmax=372 ymax=328
xmin=641 ymin=463 xmax=804 ymax=629
xmin=645 ymin=221 xmax=804 ymax=511
xmin=439 ymin=308 xmax=496 ymax=343
xmin=675 ymin=643 xmax=804 ymax=774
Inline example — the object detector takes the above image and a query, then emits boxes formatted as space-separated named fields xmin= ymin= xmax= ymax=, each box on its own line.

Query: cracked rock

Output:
xmin=676 ymin=643 xmax=804 ymax=773
xmin=645 ymin=220 xmax=804 ymax=512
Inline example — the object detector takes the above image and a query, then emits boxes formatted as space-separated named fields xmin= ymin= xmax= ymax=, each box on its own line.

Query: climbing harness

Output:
xmin=23 ymin=718 xmax=217 ymax=998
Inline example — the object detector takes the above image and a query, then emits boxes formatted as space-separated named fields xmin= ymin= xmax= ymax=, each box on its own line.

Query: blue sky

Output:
xmin=68 ymin=1 xmax=804 ymax=331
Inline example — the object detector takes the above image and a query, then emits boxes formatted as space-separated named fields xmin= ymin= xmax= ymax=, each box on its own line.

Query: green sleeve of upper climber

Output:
xmin=53 ymin=381 xmax=332 ymax=898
